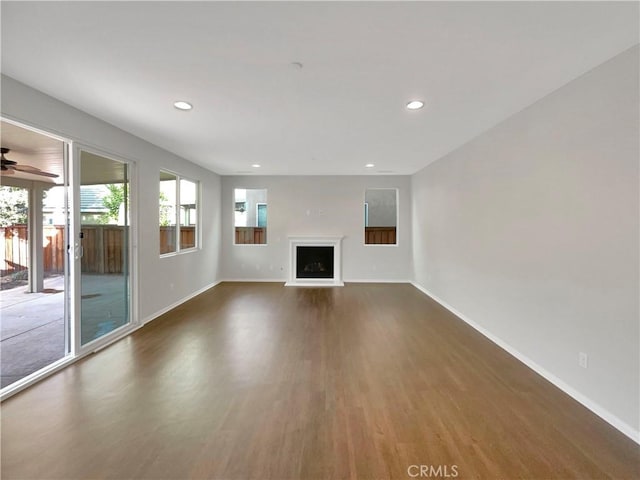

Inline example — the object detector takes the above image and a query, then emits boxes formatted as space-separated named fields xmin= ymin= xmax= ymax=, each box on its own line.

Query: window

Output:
xmin=364 ymin=188 xmax=397 ymax=245
xmin=234 ymin=188 xmax=267 ymax=244
xmin=180 ymin=179 xmax=197 ymax=249
xmin=160 ymin=171 xmax=198 ymax=254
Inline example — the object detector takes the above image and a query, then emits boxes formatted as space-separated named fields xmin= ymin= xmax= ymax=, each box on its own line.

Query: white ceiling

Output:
xmin=1 ymin=121 xmax=64 ymax=184
xmin=1 ymin=2 xmax=638 ymax=176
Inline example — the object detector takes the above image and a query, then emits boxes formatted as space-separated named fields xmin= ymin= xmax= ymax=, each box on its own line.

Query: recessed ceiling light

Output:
xmin=251 ymin=164 xmax=261 ymax=168
xmin=406 ymin=100 xmax=424 ymax=110
xmin=365 ymin=163 xmax=375 ymax=168
xmin=174 ymin=101 xmax=193 ymax=110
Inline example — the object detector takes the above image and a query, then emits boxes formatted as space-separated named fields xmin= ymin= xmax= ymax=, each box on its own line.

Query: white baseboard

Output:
xmin=410 ymin=282 xmax=640 ymax=445
xmin=141 ymin=280 xmax=222 ymax=325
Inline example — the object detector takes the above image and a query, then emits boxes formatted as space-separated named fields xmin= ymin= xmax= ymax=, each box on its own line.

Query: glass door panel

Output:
xmin=79 ymin=151 xmax=129 ymax=345
xmin=0 ymin=120 xmax=69 ymax=392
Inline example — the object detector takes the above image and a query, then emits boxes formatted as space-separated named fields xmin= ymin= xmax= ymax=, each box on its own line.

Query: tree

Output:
xmin=0 ymin=187 xmax=28 ymax=226
xmin=100 ymin=185 xmax=172 ymax=225
xmin=100 ymin=184 xmax=126 ymax=224
xmin=159 ymin=190 xmax=171 ymax=226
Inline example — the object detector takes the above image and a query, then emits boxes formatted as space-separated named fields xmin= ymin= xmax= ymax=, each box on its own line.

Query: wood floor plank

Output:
xmin=1 ymin=282 xmax=638 ymax=479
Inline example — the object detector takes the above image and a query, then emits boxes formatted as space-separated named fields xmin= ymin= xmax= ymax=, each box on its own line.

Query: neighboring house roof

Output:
xmin=43 ymin=185 xmax=109 ymax=213
xmin=79 ymin=185 xmax=109 ymax=213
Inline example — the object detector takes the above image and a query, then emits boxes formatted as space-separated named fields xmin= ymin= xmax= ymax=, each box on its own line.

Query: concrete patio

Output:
xmin=1 ymin=275 xmax=65 ymax=388
xmin=1 ymin=274 xmax=128 ymax=389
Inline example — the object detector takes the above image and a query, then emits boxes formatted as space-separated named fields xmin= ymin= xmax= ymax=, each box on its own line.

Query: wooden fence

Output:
xmin=365 ymin=227 xmax=397 ymax=245
xmin=1 ymin=225 xmax=68 ymax=274
xmin=2 ymin=223 xmax=395 ymax=274
xmin=2 ymin=225 xmax=198 ymax=273
xmin=44 ymin=226 xmax=66 ymax=273
xmin=159 ymin=226 xmax=196 ymax=254
xmin=235 ymin=227 xmax=266 ymax=244
xmin=1 ymin=225 xmax=29 ymax=273
xmin=80 ymin=226 xmax=128 ymax=273
xmin=2 ymin=224 xmax=131 ymax=275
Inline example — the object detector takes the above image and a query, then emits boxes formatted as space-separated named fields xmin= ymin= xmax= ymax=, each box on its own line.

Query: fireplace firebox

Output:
xmin=296 ymin=246 xmax=334 ymax=279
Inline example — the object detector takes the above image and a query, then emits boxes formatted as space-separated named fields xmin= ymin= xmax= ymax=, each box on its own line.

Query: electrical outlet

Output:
xmin=579 ymin=352 xmax=588 ymax=369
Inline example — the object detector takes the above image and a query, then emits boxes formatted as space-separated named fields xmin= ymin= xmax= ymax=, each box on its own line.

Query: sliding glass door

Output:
xmin=0 ymin=125 xmax=137 ymax=398
xmin=77 ymin=150 xmax=130 ymax=346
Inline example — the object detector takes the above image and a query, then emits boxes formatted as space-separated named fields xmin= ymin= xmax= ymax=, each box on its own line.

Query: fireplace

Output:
xmin=286 ymin=236 xmax=344 ymax=286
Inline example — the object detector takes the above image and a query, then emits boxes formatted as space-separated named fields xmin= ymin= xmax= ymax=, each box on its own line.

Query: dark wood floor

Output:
xmin=1 ymin=283 xmax=638 ymax=479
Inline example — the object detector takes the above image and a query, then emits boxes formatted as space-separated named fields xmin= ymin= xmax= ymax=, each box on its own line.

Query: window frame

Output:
xmin=159 ymin=170 xmax=200 ymax=257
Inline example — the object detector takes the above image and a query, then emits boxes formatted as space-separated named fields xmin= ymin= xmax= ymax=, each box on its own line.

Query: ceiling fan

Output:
xmin=1 ymin=148 xmax=58 ymax=178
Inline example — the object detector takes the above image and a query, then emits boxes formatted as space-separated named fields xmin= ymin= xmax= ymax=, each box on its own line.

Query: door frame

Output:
xmin=72 ymin=143 xmax=139 ymax=356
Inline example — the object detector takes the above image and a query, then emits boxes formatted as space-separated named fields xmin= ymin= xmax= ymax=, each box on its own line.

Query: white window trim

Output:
xmin=159 ymin=170 xmax=199 ymax=257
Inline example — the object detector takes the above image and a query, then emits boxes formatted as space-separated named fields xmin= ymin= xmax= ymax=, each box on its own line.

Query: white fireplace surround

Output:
xmin=285 ymin=236 xmax=344 ymax=287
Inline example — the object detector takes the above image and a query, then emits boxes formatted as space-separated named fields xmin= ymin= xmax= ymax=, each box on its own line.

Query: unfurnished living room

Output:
xmin=0 ymin=1 xmax=638 ymax=479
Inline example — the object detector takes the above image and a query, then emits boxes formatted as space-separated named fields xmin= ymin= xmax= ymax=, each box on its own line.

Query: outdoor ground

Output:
xmin=1 ymin=270 xmax=29 ymax=291
xmin=0 ymin=275 xmax=65 ymax=388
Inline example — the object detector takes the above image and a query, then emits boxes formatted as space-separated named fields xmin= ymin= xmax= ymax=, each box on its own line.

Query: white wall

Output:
xmin=412 ymin=46 xmax=639 ymax=438
xmin=221 ymin=176 xmax=411 ymax=281
xmin=1 ymin=75 xmax=222 ymax=322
